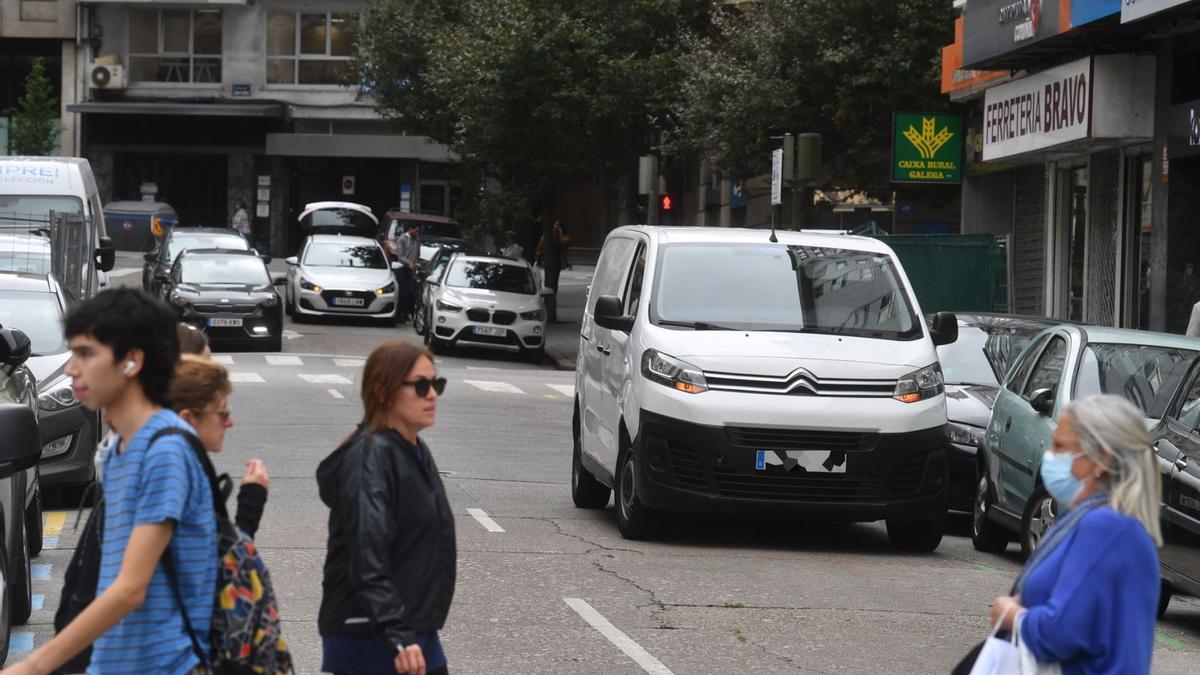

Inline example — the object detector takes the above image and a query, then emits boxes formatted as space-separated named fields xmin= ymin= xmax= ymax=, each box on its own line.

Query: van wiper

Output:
xmin=657 ymin=319 xmax=736 ymax=331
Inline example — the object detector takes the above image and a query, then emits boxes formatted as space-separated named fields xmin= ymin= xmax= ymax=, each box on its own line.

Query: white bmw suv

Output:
xmin=423 ymin=253 xmax=548 ymax=360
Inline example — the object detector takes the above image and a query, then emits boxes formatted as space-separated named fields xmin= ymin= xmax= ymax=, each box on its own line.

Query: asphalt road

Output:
xmin=12 ymin=257 xmax=1200 ymax=673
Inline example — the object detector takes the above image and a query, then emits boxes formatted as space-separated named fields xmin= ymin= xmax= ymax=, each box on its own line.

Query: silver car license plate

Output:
xmin=332 ymin=297 xmax=365 ymax=307
xmin=473 ymin=326 xmax=506 ymax=337
xmin=208 ymin=318 xmax=243 ymax=328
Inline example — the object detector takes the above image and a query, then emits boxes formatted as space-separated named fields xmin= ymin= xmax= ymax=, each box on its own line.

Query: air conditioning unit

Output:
xmin=88 ymin=63 xmax=126 ymax=90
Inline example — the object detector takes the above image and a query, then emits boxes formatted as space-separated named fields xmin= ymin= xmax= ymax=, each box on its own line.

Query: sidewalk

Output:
xmin=543 ymin=265 xmax=593 ymax=370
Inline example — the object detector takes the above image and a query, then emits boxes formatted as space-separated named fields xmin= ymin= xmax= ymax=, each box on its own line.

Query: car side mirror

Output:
xmin=272 ymin=275 xmax=287 ymax=285
xmin=594 ymin=295 xmax=633 ymax=333
xmin=0 ymin=404 xmax=41 ymax=478
xmin=0 ymin=326 xmax=32 ymax=367
xmin=1029 ymin=388 xmax=1056 ymax=417
xmin=96 ymin=236 xmax=116 ymax=272
xmin=391 ymin=261 xmax=403 ymax=270
xmin=285 ymin=256 xmax=299 ymax=266
xmin=930 ymin=311 xmax=959 ymax=346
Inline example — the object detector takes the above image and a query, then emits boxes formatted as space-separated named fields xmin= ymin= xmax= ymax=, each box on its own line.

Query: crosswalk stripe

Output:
xmin=463 ymin=380 xmax=526 ymax=394
xmin=333 ymin=358 xmax=366 ymax=368
xmin=328 ymin=389 xmax=345 ymax=399
xmin=299 ymin=374 xmax=354 ymax=385
xmin=10 ymin=632 xmax=34 ymax=653
xmin=32 ymin=594 xmax=44 ymax=611
xmin=43 ymin=511 xmax=66 ymax=537
xmin=42 ymin=537 xmax=59 ymax=549
xmin=211 ymin=354 xmax=235 ymax=365
xmin=229 ymin=372 xmax=266 ymax=383
xmin=546 ymin=384 xmax=574 ymax=397
xmin=32 ymin=563 xmax=52 ymax=580
xmin=266 ymin=354 xmax=304 ymax=366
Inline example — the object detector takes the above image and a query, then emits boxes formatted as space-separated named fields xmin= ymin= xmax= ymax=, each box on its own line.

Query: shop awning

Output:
xmin=67 ymin=101 xmax=286 ymax=118
xmin=266 ymin=133 xmax=453 ymax=160
xmin=79 ymin=0 xmax=248 ymax=5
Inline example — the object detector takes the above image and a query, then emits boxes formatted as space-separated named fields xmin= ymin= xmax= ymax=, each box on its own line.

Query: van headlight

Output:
xmin=641 ymin=349 xmax=708 ymax=394
xmin=947 ymin=422 xmax=984 ymax=447
xmin=38 ymin=377 xmax=79 ymax=411
xmin=894 ymin=363 xmax=944 ymax=403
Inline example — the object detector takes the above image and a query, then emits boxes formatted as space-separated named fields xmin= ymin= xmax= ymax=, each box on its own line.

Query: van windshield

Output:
xmin=651 ymin=243 xmax=921 ymax=340
xmin=0 ymin=195 xmax=84 ymax=223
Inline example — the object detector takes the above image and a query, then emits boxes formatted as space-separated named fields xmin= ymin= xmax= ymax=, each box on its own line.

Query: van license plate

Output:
xmin=756 ymin=450 xmax=847 ymax=474
xmin=208 ymin=318 xmax=242 ymax=328
xmin=473 ymin=326 xmax=507 ymax=337
xmin=332 ymin=297 xmax=365 ymax=307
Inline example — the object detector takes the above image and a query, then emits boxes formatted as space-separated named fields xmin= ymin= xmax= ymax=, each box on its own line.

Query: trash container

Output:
xmin=103 ymin=201 xmax=179 ymax=252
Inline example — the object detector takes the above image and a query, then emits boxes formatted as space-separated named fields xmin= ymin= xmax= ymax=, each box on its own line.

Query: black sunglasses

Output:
xmin=403 ymin=377 xmax=447 ymax=397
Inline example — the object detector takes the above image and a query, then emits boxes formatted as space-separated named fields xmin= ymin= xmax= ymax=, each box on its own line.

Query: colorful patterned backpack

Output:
xmin=156 ymin=427 xmax=294 ymax=674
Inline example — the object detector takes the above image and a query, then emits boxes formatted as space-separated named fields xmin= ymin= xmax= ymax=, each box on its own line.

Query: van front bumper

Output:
xmin=632 ymin=410 xmax=947 ymax=522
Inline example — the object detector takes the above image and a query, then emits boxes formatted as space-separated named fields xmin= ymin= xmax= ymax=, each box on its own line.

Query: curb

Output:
xmin=544 ymin=346 xmax=576 ymax=371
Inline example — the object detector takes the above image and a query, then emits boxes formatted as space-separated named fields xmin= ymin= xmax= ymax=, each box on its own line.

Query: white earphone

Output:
xmin=123 ymin=361 xmax=136 ymax=375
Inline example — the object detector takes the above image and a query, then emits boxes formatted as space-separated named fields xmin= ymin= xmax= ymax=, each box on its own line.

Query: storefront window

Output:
xmin=266 ymin=11 xmax=355 ymax=85
xmin=128 ymin=9 xmax=223 ymax=84
xmin=1067 ymin=167 xmax=1088 ymax=322
xmin=1134 ymin=156 xmax=1153 ymax=329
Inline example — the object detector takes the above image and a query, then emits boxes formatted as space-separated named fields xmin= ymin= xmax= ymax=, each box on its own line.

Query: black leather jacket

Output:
xmin=316 ymin=428 xmax=457 ymax=648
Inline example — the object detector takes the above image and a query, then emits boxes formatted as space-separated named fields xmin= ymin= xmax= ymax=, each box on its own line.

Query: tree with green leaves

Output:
xmin=5 ymin=58 xmax=59 ymax=156
xmin=668 ymin=0 xmax=954 ymax=192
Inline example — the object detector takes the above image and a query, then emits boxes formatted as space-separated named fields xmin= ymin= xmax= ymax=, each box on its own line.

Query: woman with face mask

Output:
xmin=987 ymin=394 xmax=1162 ymax=674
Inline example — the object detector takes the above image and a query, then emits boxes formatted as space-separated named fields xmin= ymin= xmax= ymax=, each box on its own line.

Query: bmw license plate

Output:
xmin=208 ymin=318 xmax=243 ymax=328
xmin=473 ymin=326 xmax=507 ymax=337
xmin=332 ymin=297 xmax=365 ymax=307
xmin=756 ymin=450 xmax=847 ymax=474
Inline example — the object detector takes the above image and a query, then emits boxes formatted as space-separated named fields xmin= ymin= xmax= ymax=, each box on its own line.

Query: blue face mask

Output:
xmin=1040 ymin=450 xmax=1085 ymax=506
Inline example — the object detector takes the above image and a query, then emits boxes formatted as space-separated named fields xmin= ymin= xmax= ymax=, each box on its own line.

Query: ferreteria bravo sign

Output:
xmin=983 ymin=57 xmax=1091 ymax=160
xmin=892 ymin=113 xmax=963 ymax=184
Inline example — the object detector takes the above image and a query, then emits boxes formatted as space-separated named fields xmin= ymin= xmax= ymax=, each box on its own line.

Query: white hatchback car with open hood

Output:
xmin=423 ymin=253 xmax=548 ymax=360
xmin=571 ymin=226 xmax=959 ymax=550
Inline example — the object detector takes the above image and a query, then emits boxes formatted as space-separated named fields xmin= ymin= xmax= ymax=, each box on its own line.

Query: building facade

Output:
xmin=947 ymin=0 xmax=1200 ymax=332
xmin=1 ymin=0 xmax=81 ymax=155
xmin=67 ymin=0 xmax=456 ymax=256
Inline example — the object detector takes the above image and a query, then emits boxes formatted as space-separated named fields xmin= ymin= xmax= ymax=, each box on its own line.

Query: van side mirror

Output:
xmin=0 ymin=404 xmax=42 ymax=478
xmin=96 ymin=236 xmax=116 ymax=272
xmin=594 ymin=295 xmax=633 ymax=333
xmin=930 ymin=311 xmax=959 ymax=346
xmin=1029 ymin=388 xmax=1056 ymax=417
xmin=0 ymin=326 xmax=32 ymax=367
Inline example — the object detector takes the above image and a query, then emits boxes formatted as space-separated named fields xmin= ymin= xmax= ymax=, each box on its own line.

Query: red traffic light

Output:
xmin=661 ymin=194 xmax=673 ymax=212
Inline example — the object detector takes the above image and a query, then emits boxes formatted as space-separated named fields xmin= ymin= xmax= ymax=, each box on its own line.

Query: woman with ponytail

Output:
xmin=987 ymin=394 xmax=1162 ymax=674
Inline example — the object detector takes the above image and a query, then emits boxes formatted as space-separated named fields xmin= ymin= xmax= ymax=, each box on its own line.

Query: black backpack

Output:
xmin=52 ymin=485 xmax=104 ymax=674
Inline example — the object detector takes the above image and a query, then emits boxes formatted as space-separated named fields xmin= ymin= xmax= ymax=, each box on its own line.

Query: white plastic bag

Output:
xmin=1015 ymin=613 xmax=1063 ymax=675
xmin=969 ymin=608 xmax=1021 ymax=675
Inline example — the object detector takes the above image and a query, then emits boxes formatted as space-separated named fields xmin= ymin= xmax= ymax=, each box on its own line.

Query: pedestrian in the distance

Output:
xmin=394 ymin=223 xmax=421 ymax=323
xmin=500 ymin=230 xmax=524 ymax=260
xmin=317 ymin=340 xmax=456 ymax=675
xmin=170 ymin=354 xmax=270 ymax=538
xmin=231 ymin=200 xmax=252 ymax=246
xmin=2 ymin=289 xmax=217 ymax=675
xmin=986 ymin=394 xmax=1162 ymax=674
xmin=177 ymin=322 xmax=212 ymax=359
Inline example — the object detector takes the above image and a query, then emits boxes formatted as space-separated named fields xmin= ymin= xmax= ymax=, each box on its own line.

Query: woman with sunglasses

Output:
xmin=318 ymin=340 xmax=455 ymax=675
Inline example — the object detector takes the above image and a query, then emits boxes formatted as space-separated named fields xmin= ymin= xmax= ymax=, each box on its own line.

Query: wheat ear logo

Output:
xmin=903 ymin=117 xmax=955 ymax=160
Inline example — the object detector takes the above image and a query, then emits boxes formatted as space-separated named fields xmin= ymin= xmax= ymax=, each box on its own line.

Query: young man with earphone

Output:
xmin=2 ymin=289 xmax=217 ymax=675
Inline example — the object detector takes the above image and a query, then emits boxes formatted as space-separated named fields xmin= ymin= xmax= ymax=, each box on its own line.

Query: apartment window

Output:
xmin=128 ymin=9 xmax=222 ymax=83
xmin=267 ymin=12 xmax=355 ymax=85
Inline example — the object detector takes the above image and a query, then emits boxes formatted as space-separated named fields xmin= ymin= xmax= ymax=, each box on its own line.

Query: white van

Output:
xmin=0 ymin=157 xmax=115 ymax=298
xmin=571 ymin=227 xmax=959 ymax=550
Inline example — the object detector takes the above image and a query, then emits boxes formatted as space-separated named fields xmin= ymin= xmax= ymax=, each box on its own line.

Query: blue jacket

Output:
xmin=1019 ymin=507 xmax=1159 ymax=675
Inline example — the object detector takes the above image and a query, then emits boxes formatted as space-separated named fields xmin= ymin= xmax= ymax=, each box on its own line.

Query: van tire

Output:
xmin=10 ymin=518 xmax=31 ymax=625
xmin=24 ymin=488 xmax=42 ymax=558
xmin=572 ymin=419 xmax=610 ymax=509
xmin=0 ymin=533 xmax=11 ymax=665
xmin=886 ymin=510 xmax=945 ymax=552
xmin=615 ymin=444 xmax=663 ymax=540
xmin=971 ymin=474 xmax=1009 ymax=553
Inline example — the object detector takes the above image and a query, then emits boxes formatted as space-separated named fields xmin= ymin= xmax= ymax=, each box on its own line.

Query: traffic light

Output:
xmin=660 ymin=194 xmax=674 ymax=212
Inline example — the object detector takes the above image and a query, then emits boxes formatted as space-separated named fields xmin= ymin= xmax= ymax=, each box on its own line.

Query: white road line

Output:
xmin=299 ymin=373 xmax=354 ymax=385
xmin=563 ymin=598 xmax=673 ymax=674
xmin=211 ymin=355 xmax=235 ymax=365
xmin=327 ymin=388 xmax=345 ymax=399
xmin=229 ymin=372 xmax=265 ymax=383
xmin=106 ymin=268 xmax=142 ymax=279
xmin=333 ymin=358 xmax=366 ymax=368
xmin=466 ymin=508 xmax=505 ymax=533
xmin=266 ymin=354 xmax=304 ymax=366
xmin=465 ymin=366 xmax=497 ymax=370
xmin=546 ymin=384 xmax=574 ymax=397
xmin=463 ymin=380 xmax=525 ymax=394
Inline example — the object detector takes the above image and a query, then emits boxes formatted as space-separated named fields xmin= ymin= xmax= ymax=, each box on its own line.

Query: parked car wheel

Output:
xmin=571 ymin=409 xmax=610 ymax=509
xmin=10 ymin=518 xmax=31 ymax=625
xmin=0 ymin=533 xmax=11 ymax=665
xmin=1020 ymin=487 xmax=1056 ymax=559
xmin=615 ymin=441 xmax=663 ymax=540
xmin=24 ymin=487 xmax=41 ymax=558
xmin=1158 ymin=581 xmax=1173 ymax=618
xmin=971 ymin=474 xmax=1009 ymax=553
xmin=284 ymin=290 xmax=293 ymax=316
xmin=885 ymin=510 xmax=946 ymax=552
xmin=413 ymin=306 xmax=428 ymax=336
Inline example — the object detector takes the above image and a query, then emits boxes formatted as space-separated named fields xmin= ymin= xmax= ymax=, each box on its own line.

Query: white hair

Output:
xmin=1061 ymin=394 xmax=1162 ymax=546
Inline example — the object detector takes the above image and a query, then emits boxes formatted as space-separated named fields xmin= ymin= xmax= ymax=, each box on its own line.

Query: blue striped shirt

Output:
xmin=89 ymin=410 xmax=217 ymax=674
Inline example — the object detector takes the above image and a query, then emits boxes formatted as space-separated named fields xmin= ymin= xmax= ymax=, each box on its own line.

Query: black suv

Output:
xmin=0 ymin=324 xmax=51 ymax=663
